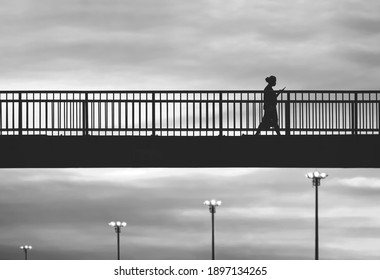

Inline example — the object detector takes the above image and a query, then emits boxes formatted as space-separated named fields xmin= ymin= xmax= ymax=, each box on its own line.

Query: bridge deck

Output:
xmin=1 ymin=135 xmax=379 ymax=168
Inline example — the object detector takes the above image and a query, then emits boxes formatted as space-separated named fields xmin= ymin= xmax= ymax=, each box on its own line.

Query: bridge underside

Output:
xmin=1 ymin=136 xmax=379 ymax=168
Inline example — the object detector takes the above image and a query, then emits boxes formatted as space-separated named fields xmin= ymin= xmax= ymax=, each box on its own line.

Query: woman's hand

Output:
xmin=276 ymin=87 xmax=286 ymax=96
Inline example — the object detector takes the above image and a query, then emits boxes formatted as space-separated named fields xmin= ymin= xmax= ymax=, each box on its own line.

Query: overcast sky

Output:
xmin=0 ymin=0 xmax=379 ymax=260
xmin=0 ymin=0 xmax=379 ymax=90
xmin=1 ymin=168 xmax=380 ymax=260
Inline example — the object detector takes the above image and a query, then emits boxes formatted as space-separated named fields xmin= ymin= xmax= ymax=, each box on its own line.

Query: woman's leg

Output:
xmin=274 ymin=124 xmax=281 ymax=135
xmin=273 ymin=111 xmax=281 ymax=135
xmin=255 ymin=122 xmax=263 ymax=135
xmin=256 ymin=112 xmax=269 ymax=135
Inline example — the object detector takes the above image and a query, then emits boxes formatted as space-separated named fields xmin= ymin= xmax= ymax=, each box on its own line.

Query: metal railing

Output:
xmin=0 ymin=91 xmax=379 ymax=136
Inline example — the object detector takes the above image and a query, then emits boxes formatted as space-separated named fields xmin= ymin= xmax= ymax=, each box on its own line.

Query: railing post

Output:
xmin=219 ymin=92 xmax=223 ymax=136
xmin=378 ymin=101 xmax=380 ymax=135
xmin=351 ymin=93 xmax=358 ymax=135
xmin=18 ymin=93 xmax=23 ymax=136
xmin=83 ymin=92 xmax=89 ymax=136
xmin=152 ymin=93 xmax=156 ymax=136
xmin=285 ymin=91 xmax=291 ymax=136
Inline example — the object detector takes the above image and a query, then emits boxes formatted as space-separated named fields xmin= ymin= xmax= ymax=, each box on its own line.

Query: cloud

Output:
xmin=0 ymin=0 xmax=379 ymax=90
xmin=2 ymin=168 xmax=380 ymax=259
xmin=0 ymin=168 xmax=309 ymax=259
xmin=335 ymin=177 xmax=380 ymax=189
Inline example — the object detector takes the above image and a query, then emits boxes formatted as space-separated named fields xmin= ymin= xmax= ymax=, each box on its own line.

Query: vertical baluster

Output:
xmin=239 ymin=93 xmax=243 ymax=136
xmin=145 ymin=93 xmax=148 ymax=136
xmin=212 ymin=93 xmax=215 ymax=136
xmin=57 ymin=93 xmax=60 ymax=134
xmin=180 ymin=93 xmax=183 ymax=136
xmin=352 ymin=92 xmax=358 ymax=135
xmin=253 ymin=92 xmax=257 ymax=134
xmin=300 ymin=94 xmax=303 ymax=134
xmin=327 ymin=93 xmax=330 ymax=134
xmin=111 ymin=93 xmax=115 ymax=135
xmin=366 ymin=97 xmax=369 ymax=134
xmin=98 ymin=94 xmax=101 ymax=135
xmin=219 ymin=92 xmax=223 ymax=136
xmin=31 ymin=93 xmax=34 ymax=134
xmin=186 ymin=93 xmax=189 ymax=136
xmin=206 ymin=93 xmax=209 ymax=135
xmin=131 ymin=93 xmax=134 ymax=136
xmin=0 ymin=93 xmax=3 ymax=135
xmin=322 ymin=93 xmax=325 ymax=135
xmin=192 ymin=94 xmax=195 ymax=136
xmin=40 ymin=94 xmax=43 ymax=135
xmin=26 ymin=94 xmax=29 ymax=135
xmin=5 ymin=93 xmax=8 ymax=134
xmin=233 ymin=93 xmax=236 ymax=136
xmin=152 ymin=92 xmax=156 ymax=136
xmin=52 ymin=93 xmax=55 ymax=135
xmin=12 ymin=93 xmax=15 ymax=135
xmin=285 ymin=91 xmax=291 ymax=136
xmin=70 ymin=98 xmax=73 ymax=136
xmin=125 ymin=94 xmax=129 ymax=136
xmin=105 ymin=93 xmax=108 ymax=135
xmin=335 ymin=95 xmax=338 ymax=135
xmin=167 ymin=92 xmax=170 ymax=135
xmin=18 ymin=93 xmax=22 ymax=136
xmin=45 ymin=94 xmax=49 ymax=135
xmin=245 ymin=93 xmax=249 ymax=135
xmin=138 ymin=92 xmax=141 ymax=136
xmin=378 ymin=93 xmax=380 ymax=134
xmin=160 ymin=93 xmax=163 ymax=136
xmin=199 ymin=93 xmax=202 ymax=136
xmin=65 ymin=94 xmax=68 ymax=135
xmin=227 ymin=93 xmax=230 ymax=136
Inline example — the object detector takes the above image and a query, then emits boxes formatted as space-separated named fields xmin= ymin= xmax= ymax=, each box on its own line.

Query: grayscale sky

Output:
xmin=1 ymin=168 xmax=380 ymax=260
xmin=0 ymin=0 xmax=379 ymax=90
xmin=0 ymin=0 xmax=379 ymax=260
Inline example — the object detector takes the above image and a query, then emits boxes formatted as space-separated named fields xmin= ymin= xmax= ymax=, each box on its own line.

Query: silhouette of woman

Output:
xmin=255 ymin=75 xmax=285 ymax=135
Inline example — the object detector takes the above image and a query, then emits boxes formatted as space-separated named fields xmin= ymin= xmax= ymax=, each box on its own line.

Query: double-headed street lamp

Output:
xmin=20 ymin=245 xmax=32 ymax=260
xmin=306 ymin=171 xmax=328 ymax=260
xmin=108 ymin=221 xmax=127 ymax=260
xmin=204 ymin=199 xmax=222 ymax=260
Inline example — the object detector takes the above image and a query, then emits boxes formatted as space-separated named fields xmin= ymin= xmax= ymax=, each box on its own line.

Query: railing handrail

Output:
xmin=1 ymin=90 xmax=379 ymax=93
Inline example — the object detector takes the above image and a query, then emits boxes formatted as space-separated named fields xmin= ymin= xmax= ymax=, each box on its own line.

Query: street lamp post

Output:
xmin=204 ymin=199 xmax=222 ymax=260
xmin=306 ymin=171 xmax=328 ymax=260
xmin=20 ymin=245 xmax=32 ymax=260
xmin=108 ymin=221 xmax=127 ymax=260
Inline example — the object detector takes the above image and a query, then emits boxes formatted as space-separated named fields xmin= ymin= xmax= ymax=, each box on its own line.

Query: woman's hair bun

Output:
xmin=265 ymin=75 xmax=276 ymax=83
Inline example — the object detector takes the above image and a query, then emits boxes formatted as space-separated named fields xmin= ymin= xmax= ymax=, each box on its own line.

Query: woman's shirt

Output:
xmin=264 ymin=85 xmax=277 ymax=111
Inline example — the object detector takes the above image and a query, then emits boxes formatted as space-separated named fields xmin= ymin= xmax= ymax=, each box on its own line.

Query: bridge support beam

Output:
xmin=0 ymin=136 xmax=379 ymax=168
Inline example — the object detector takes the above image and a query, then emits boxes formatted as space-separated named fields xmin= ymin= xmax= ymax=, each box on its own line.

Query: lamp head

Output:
xmin=204 ymin=199 xmax=222 ymax=213
xmin=203 ymin=200 xmax=210 ymax=206
xmin=306 ymin=171 xmax=328 ymax=180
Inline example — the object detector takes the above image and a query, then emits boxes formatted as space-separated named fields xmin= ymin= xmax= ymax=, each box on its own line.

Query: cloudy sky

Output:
xmin=0 ymin=0 xmax=379 ymax=261
xmin=0 ymin=0 xmax=379 ymax=90
xmin=1 ymin=168 xmax=380 ymax=260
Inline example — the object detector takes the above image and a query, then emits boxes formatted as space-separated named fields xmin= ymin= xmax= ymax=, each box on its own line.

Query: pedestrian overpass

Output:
xmin=0 ymin=90 xmax=379 ymax=168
